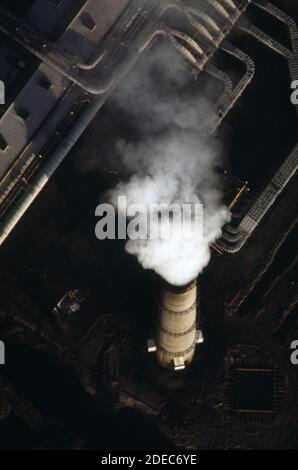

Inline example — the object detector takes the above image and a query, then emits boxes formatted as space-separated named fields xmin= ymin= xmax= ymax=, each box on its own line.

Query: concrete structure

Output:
xmin=149 ymin=281 xmax=203 ymax=371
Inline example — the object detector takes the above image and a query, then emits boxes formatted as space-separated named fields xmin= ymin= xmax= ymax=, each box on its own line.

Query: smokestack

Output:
xmin=148 ymin=280 xmax=204 ymax=371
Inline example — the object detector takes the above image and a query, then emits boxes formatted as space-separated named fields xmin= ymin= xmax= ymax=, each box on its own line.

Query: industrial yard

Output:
xmin=0 ymin=0 xmax=297 ymax=451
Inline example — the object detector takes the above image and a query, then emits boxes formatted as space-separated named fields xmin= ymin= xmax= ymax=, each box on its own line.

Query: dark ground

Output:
xmin=0 ymin=0 xmax=297 ymax=449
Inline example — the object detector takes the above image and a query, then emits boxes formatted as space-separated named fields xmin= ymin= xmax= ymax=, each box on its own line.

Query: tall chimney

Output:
xmin=148 ymin=280 xmax=204 ymax=371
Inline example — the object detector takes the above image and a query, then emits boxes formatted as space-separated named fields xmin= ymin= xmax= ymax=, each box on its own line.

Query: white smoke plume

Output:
xmin=108 ymin=45 xmax=230 ymax=286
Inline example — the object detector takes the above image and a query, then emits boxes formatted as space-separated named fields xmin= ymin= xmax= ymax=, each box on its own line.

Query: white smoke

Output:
xmin=108 ymin=44 xmax=231 ymax=286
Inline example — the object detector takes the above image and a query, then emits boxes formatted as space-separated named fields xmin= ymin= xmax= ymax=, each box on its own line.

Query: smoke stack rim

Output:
xmin=161 ymin=279 xmax=197 ymax=294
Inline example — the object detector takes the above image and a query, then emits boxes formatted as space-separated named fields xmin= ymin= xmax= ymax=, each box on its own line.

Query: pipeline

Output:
xmin=238 ymin=20 xmax=293 ymax=59
xmin=135 ymin=27 xmax=201 ymax=68
xmin=184 ymin=15 xmax=214 ymax=43
xmin=162 ymin=1 xmax=216 ymax=45
xmin=0 ymin=11 xmax=115 ymax=94
xmin=205 ymin=63 xmax=233 ymax=110
xmin=0 ymin=2 xmax=207 ymax=95
xmin=171 ymin=40 xmax=199 ymax=67
xmin=71 ymin=50 xmax=108 ymax=71
xmin=172 ymin=1 xmax=222 ymax=38
xmin=0 ymin=1 xmax=169 ymax=95
xmin=187 ymin=6 xmax=221 ymax=34
xmin=222 ymin=0 xmax=238 ymax=11
xmin=206 ymin=0 xmax=230 ymax=19
xmin=0 ymin=4 xmax=205 ymax=244
xmin=209 ymin=40 xmax=255 ymax=133
xmin=252 ymin=0 xmax=298 ymax=55
xmin=216 ymin=143 xmax=298 ymax=253
xmin=0 ymin=0 xmax=255 ymax=245
xmin=0 ymin=0 xmax=251 ymax=95
xmin=170 ymin=30 xmax=204 ymax=55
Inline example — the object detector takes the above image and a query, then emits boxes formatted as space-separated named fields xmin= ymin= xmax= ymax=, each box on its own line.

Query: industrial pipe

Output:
xmin=149 ymin=280 xmax=204 ymax=371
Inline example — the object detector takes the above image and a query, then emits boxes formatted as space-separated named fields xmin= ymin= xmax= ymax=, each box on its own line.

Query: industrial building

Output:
xmin=0 ymin=0 xmax=296 ymax=256
xmin=0 ymin=0 xmax=296 ymax=374
xmin=0 ymin=1 xmax=297 ymax=450
xmin=0 ymin=0 xmax=134 ymax=244
xmin=0 ymin=0 xmax=252 ymax=246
